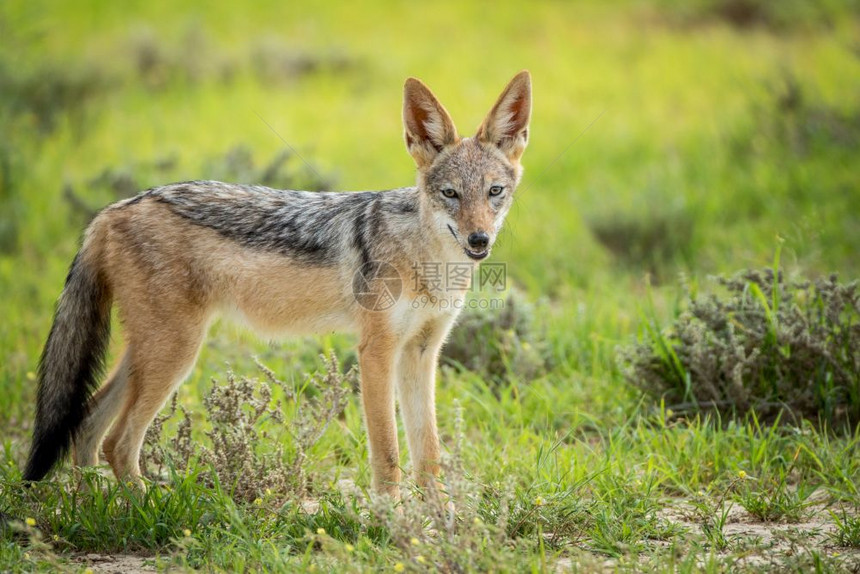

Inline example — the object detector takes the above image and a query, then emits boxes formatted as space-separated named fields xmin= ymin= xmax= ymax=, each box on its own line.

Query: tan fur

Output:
xmin=60 ymin=72 xmax=532 ymax=498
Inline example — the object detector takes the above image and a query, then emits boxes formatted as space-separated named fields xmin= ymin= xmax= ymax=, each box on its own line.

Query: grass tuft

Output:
xmin=830 ymin=509 xmax=860 ymax=548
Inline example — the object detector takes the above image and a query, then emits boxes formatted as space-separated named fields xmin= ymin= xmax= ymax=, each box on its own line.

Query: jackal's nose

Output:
xmin=467 ymin=231 xmax=490 ymax=251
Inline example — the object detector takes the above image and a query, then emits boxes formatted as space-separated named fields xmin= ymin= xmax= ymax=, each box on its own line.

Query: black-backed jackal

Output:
xmin=25 ymin=71 xmax=532 ymax=497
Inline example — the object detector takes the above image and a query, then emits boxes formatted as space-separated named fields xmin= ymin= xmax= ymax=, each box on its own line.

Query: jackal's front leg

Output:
xmin=397 ymin=318 xmax=452 ymax=491
xmin=358 ymin=326 xmax=401 ymax=498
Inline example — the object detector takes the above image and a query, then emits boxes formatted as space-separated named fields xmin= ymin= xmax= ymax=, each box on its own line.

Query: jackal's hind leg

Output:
xmin=74 ymin=350 xmax=131 ymax=468
xmin=103 ymin=322 xmax=206 ymax=486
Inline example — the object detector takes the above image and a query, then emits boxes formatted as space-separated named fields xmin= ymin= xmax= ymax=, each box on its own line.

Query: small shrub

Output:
xmin=143 ymin=354 xmax=354 ymax=503
xmin=127 ymin=27 xmax=357 ymax=89
xmin=737 ymin=72 xmax=860 ymax=160
xmin=251 ymin=37 xmax=357 ymax=84
xmin=587 ymin=201 xmax=696 ymax=281
xmin=655 ymin=0 xmax=853 ymax=32
xmin=128 ymin=26 xmax=232 ymax=89
xmin=202 ymin=144 xmax=335 ymax=192
xmin=0 ymin=60 xmax=108 ymax=134
xmin=0 ymin=140 xmax=21 ymax=253
xmin=442 ymin=289 xmax=550 ymax=387
xmin=63 ymin=145 xmax=335 ymax=221
xmin=621 ymin=267 xmax=860 ymax=426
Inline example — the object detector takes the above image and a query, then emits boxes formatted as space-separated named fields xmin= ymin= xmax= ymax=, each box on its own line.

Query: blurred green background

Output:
xmin=1 ymin=0 xmax=859 ymax=449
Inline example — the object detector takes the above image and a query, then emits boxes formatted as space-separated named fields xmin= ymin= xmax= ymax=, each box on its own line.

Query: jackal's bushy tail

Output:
xmin=23 ymin=250 xmax=112 ymax=481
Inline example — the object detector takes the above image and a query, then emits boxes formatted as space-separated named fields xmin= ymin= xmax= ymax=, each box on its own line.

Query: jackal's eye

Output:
xmin=441 ymin=188 xmax=459 ymax=199
xmin=489 ymin=185 xmax=505 ymax=196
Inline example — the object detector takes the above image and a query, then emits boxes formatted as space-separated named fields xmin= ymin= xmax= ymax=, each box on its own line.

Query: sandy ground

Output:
xmin=76 ymin=553 xmax=157 ymax=573
xmin=651 ymin=498 xmax=860 ymax=571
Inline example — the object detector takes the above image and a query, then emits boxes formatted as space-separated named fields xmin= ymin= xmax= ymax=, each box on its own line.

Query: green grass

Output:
xmin=2 ymin=0 xmax=860 ymax=571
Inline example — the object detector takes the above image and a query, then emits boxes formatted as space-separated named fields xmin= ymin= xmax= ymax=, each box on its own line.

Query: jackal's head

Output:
xmin=403 ymin=71 xmax=531 ymax=261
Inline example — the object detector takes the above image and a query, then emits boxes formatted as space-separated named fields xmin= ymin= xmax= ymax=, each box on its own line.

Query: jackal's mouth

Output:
xmin=448 ymin=224 xmax=490 ymax=260
xmin=464 ymin=249 xmax=489 ymax=260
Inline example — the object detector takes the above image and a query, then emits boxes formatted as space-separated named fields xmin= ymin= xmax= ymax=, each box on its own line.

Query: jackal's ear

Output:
xmin=477 ymin=70 xmax=532 ymax=163
xmin=403 ymin=78 xmax=459 ymax=169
